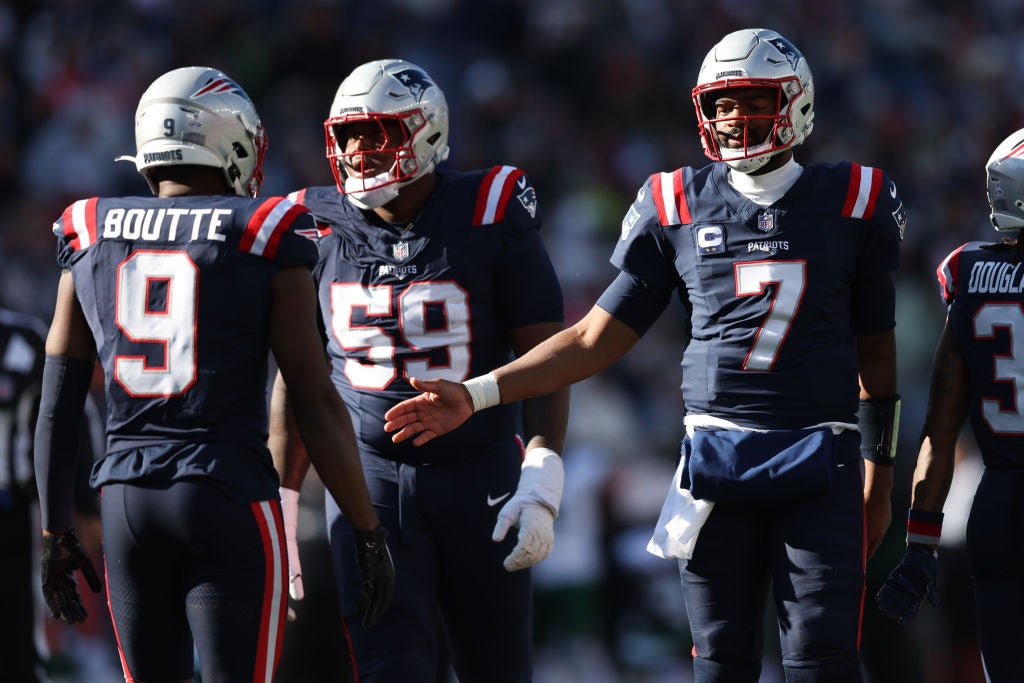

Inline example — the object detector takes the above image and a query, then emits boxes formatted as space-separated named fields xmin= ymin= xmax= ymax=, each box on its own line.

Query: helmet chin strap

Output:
xmin=344 ymin=170 xmax=401 ymax=209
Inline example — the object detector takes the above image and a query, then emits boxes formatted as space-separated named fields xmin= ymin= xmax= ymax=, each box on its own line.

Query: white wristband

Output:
xmin=463 ymin=372 xmax=500 ymax=413
xmin=520 ymin=447 xmax=564 ymax=517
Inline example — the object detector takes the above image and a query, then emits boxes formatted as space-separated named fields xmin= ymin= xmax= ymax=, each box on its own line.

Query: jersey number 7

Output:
xmin=734 ymin=260 xmax=807 ymax=371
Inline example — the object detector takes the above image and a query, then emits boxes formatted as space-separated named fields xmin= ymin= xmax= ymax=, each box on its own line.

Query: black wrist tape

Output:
xmin=857 ymin=395 xmax=901 ymax=465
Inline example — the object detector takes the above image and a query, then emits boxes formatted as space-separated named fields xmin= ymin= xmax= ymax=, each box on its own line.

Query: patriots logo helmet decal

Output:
xmin=190 ymin=76 xmax=247 ymax=99
xmin=765 ymin=36 xmax=801 ymax=71
xmin=393 ymin=69 xmax=435 ymax=102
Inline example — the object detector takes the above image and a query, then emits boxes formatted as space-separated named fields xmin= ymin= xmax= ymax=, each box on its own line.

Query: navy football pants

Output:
xmin=966 ymin=468 xmax=1024 ymax=683
xmin=102 ymin=480 xmax=287 ymax=683
xmin=326 ymin=441 xmax=531 ymax=683
xmin=682 ymin=459 xmax=866 ymax=682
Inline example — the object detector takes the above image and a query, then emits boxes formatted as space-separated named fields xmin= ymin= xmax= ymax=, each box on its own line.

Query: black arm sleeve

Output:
xmin=34 ymin=354 xmax=94 ymax=532
xmin=595 ymin=270 xmax=673 ymax=338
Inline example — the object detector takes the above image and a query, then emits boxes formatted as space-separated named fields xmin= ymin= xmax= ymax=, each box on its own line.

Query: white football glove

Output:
xmin=492 ymin=448 xmax=564 ymax=572
xmin=280 ymin=487 xmax=304 ymax=621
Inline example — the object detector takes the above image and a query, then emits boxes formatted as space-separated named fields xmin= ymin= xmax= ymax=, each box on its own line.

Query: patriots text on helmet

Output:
xmin=143 ymin=150 xmax=184 ymax=163
xmin=101 ymin=207 xmax=232 ymax=242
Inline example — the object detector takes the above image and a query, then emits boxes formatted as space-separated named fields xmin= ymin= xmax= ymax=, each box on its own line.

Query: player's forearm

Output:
xmin=520 ymin=387 xmax=570 ymax=455
xmin=856 ymin=329 xmax=898 ymax=399
xmin=910 ymin=323 xmax=966 ymax=512
xmin=292 ymin=393 xmax=378 ymax=531
xmin=909 ymin=436 xmax=956 ymax=513
xmin=494 ymin=307 xmax=637 ymax=404
xmin=269 ymin=372 xmax=312 ymax=491
xmin=34 ymin=354 xmax=93 ymax=532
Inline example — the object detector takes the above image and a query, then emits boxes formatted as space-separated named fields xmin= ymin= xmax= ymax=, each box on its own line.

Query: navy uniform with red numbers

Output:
xmin=273 ymin=59 xmax=568 ymax=683
xmin=877 ymin=128 xmax=1024 ymax=682
xmin=34 ymin=67 xmax=392 ymax=683
xmin=612 ymin=154 xmax=902 ymax=683
xmin=382 ymin=30 xmax=904 ymax=683
xmin=52 ymin=191 xmax=313 ymax=681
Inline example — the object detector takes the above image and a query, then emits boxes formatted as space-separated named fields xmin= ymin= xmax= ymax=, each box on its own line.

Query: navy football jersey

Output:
xmin=290 ymin=167 xmax=563 ymax=463
xmin=52 ymin=194 xmax=318 ymax=497
xmin=606 ymin=161 xmax=905 ymax=429
xmin=937 ymin=241 xmax=1024 ymax=467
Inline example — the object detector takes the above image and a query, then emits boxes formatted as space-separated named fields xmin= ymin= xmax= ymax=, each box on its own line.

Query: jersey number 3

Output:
xmin=975 ymin=303 xmax=1024 ymax=434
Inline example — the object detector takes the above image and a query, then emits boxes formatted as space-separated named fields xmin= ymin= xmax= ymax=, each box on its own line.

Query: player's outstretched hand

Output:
xmin=383 ymin=377 xmax=474 ymax=446
xmin=354 ymin=526 xmax=395 ymax=628
xmin=279 ymin=487 xmax=304 ymax=621
xmin=875 ymin=544 xmax=939 ymax=624
xmin=41 ymin=530 xmax=103 ymax=624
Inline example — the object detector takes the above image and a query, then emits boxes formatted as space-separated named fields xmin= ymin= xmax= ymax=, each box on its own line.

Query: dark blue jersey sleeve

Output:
xmin=608 ymin=179 xmax=683 ymax=290
xmin=494 ymin=226 xmax=563 ymax=329
xmin=850 ymin=169 xmax=905 ymax=335
xmin=595 ymin=270 xmax=673 ymax=337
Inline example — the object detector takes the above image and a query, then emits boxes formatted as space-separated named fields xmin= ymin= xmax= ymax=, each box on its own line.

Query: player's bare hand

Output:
xmin=384 ymin=377 xmax=474 ymax=446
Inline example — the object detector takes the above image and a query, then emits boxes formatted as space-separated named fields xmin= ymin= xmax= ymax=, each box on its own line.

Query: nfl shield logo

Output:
xmin=757 ymin=211 xmax=775 ymax=234
xmin=392 ymin=241 xmax=410 ymax=261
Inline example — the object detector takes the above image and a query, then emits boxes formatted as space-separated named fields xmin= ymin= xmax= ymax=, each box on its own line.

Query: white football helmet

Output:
xmin=324 ymin=59 xmax=450 ymax=208
xmin=122 ymin=66 xmax=268 ymax=197
xmin=692 ymin=28 xmax=814 ymax=174
xmin=986 ymin=128 xmax=1024 ymax=232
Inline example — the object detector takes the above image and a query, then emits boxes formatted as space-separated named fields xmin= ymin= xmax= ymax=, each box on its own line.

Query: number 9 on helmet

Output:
xmin=119 ymin=66 xmax=268 ymax=198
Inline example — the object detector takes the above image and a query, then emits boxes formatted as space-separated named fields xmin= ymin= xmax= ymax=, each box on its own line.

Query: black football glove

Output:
xmin=41 ymin=530 xmax=102 ymax=624
xmin=875 ymin=544 xmax=939 ymax=624
xmin=354 ymin=526 xmax=395 ymax=628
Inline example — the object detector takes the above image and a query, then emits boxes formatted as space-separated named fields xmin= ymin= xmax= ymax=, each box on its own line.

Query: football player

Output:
xmin=33 ymin=66 xmax=393 ymax=683
xmin=877 ymin=128 xmax=1024 ymax=682
xmin=385 ymin=29 xmax=905 ymax=683
xmin=271 ymin=59 xmax=569 ymax=682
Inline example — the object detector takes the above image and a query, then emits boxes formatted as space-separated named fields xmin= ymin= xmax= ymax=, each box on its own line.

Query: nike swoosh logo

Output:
xmin=890 ymin=181 xmax=897 ymax=198
xmin=487 ymin=492 xmax=511 ymax=507
xmin=637 ymin=186 xmax=647 ymax=201
xmin=516 ymin=176 xmax=527 ymax=189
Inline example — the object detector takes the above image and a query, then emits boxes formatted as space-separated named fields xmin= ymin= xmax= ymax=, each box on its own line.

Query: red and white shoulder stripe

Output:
xmin=54 ymin=198 xmax=100 ymax=251
xmin=650 ymin=170 xmax=691 ymax=226
xmin=239 ymin=196 xmax=309 ymax=259
xmin=473 ymin=165 xmax=525 ymax=226
xmin=841 ymin=163 xmax=883 ymax=220
xmin=285 ymin=189 xmax=331 ymax=240
xmin=936 ymin=243 xmax=969 ymax=305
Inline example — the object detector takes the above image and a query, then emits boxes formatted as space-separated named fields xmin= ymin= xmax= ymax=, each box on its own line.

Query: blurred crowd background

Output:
xmin=3 ymin=0 xmax=1018 ymax=681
